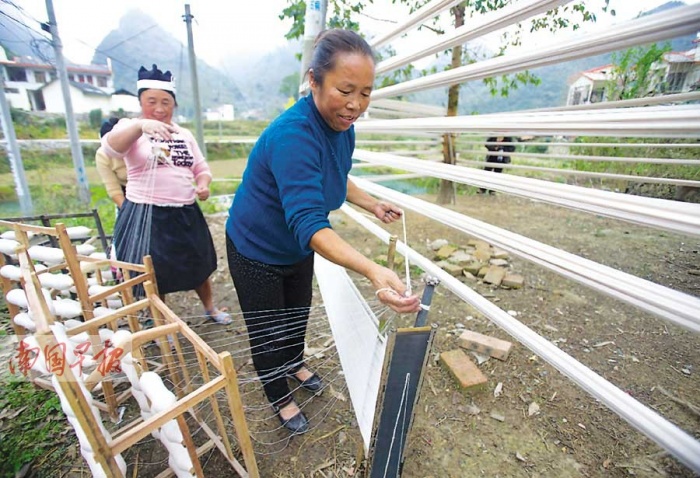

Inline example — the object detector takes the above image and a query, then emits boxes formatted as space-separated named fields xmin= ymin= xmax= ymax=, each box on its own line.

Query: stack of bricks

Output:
xmin=430 ymin=238 xmax=524 ymax=289
xmin=440 ymin=330 xmax=514 ymax=391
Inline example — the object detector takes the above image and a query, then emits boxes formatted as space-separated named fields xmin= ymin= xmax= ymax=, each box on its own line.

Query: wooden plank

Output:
xmin=67 ymin=299 xmax=150 ymax=335
xmin=18 ymin=254 xmax=123 ymax=477
xmin=196 ymin=419 xmax=249 ymax=478
xmin=176 ymin=414 xmax=204 ymax=478
xmin=153 ymin=440 xmax=217 ymax=478
xmin=221 ymin=352 xmax=259 ymax=478
xmin=196 ymin=350 xmax=235 ymax=461
xmin=109 ymin=376 xmax=226 ymax=455
xmin=150 ymin=291 xmax=223 ymax=370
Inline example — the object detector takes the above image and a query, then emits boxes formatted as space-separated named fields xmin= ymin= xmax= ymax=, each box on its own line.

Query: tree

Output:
xmin=606 ymin=43 xmax=671 ymax=101
xmin=279 ymin=73 xmax=301 ymax=100
xmin=280 ymin=0 xmax=607 ymax=203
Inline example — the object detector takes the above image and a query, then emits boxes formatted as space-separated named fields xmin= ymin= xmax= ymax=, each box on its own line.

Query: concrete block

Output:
xmin=468 ymin=239 xmax=491 ymax=252
xmin=483 ymin=266 xmax=507 ymax=286
xmin=447 ymin=250 xmax=473 ymax=265
xmin=463 ymin=261 xmax=482 ymax=276
xmin=441 ymin=262 xmax=464 ymax=277
xmin=435 ymin=244 xmax=458 ymax=260
xmin=440 ymin=349 xmax=488 ymax=389
xmin=473 ymin=249 xmax=492 ymax=263
xmin=502 ymin=273 xmax=524 ymax=289
xmin=492 ymin=248 xmax=509 ymax=259
xmin=458 ymin=330 xmax=513 ymax=361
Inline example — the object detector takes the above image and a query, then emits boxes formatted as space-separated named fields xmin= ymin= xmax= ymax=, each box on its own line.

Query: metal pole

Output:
xmin=0 ymin=67 xmax=33 ymax=214
xmin=183 ymin=4 xmax=206 ymax=156
xmin=44 ymin=0 xmax=91 ymax=205
xmin=414 ymin=276 xmax=440 ymax=327
xmin=298 ymin=0 xmax=328 ymax=97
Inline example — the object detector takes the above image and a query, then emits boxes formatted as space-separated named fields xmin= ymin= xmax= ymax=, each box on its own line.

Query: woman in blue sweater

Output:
xmin=225 ymin=29 xmax=420 ymax=434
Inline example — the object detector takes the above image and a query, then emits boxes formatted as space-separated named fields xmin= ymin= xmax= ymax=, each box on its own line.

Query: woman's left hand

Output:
xmin=373 ymin=201 xmax=403 ymax=224
xmin=195 ymin=185 xmax=210 ymax=201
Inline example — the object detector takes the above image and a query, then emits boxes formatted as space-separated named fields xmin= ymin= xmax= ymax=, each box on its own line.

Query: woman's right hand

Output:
xmin=140 ymin=119 xmax=178 ymax=141
xmin=369 ymin=264 xmax=421 ymax=314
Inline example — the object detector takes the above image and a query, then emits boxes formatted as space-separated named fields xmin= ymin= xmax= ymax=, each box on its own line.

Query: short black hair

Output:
xmin=99 ymin=117 xmax=120 ymax=138
xmin=308 ymin=29 xmax=375 ymax=86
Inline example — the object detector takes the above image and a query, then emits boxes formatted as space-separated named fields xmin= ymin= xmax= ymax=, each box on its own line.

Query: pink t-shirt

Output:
xmin=102 ymin=119 xmax=211 ymax=205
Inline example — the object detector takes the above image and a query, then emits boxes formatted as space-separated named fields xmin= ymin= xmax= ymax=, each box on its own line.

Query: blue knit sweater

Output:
xmin=226 ymin=94 xmax=354 ymax=265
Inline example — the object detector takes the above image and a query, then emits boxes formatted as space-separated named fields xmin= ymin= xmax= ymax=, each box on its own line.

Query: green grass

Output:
xmin=0 ymin=379 xmax=70 ymax=476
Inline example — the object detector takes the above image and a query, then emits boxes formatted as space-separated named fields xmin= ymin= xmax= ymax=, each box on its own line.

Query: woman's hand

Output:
xmin=141 ymin=119 xmax=178 ymax=141
xmin=373 ymin=201 xmax=403 ymax=224
xmin=195 ymin=184 xmax=210 ymax=201
xmin=369 ymin=264 xmax=421 ymax=314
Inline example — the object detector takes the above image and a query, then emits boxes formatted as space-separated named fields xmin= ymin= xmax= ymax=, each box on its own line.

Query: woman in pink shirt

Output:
xmin=101 ymin=64 xmax=231 ymax=324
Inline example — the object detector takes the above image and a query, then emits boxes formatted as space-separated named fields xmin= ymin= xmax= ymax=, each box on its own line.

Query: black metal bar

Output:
xmin=91 ymin=208 xmax=109 ymax=252
xmin=414 ymin=276 xmax=440 ymax=328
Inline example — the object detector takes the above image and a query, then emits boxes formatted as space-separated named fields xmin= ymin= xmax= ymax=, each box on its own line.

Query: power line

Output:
xmin=98 ymin=23 xmax=160 ymax=53
xmin=0 ymin=9 xmax=50 ymax=41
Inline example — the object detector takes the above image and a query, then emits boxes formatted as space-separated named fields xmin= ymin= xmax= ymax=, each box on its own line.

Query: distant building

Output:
xmin=40 ymin=79 xmax=114 ymax=114
xmin=567 ymin=39 xmax=700 ymax=106
xmin=567 ymin=65 xmax=614 ymax=106
xmin=204 ymin=104 xmax=235 ymax=121
xmin=0 ymin=48 xmax=133 ymax=114
xmin=110 ymin=89 xmax=140 ymax=114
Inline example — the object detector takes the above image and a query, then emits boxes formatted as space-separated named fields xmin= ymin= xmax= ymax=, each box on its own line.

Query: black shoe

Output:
xmin=272 ymin=402 xmax=308 ymax=434
xmin=289 ymin=371 xmax=324 ymax=393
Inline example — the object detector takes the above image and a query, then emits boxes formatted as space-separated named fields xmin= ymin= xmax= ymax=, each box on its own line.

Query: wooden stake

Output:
xmin=221 ymin=352 xmax=259 ymax=478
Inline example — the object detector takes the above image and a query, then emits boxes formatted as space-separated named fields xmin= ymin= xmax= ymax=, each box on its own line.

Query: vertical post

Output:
xmin=183 ymin=4 xmax=206 ymax=156
xmin=44 ymin=0 xmax=91 ymax=205
xmin=414 ymin=276 xmax=440 ymax=328
xmin=298 ymin=0 xmax=328 ymax=96
xmin=386 ymin=235 xmax=398 ymax=270
xmin=0 ymin=68 xmax=33 ymax=214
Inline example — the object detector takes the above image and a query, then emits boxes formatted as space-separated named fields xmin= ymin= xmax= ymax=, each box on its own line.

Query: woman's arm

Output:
xmin=309 ymin=227 xmax=420 ymax=313
xmin=346 ymin=178 xmax=403 ymax=224
xmin=103 ymin=118 xmax=178 ymax=155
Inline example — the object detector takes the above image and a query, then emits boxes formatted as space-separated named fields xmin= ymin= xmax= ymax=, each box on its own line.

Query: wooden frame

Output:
xmin=12 ymin=244 xmax=259 ymax=477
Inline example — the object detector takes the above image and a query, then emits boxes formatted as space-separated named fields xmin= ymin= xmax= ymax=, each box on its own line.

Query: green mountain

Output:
xmin=91 ymin=9 xmax=244 ymax=119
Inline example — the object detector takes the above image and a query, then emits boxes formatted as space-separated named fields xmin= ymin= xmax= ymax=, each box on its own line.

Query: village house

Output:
xmin=567 ymin=39 xmax=700 ymax=106
xmin=0 ymin=48 xmax=139 ymax=115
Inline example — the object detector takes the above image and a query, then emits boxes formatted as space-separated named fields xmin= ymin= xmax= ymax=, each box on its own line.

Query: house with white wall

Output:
xmin=567 ymin=40 xmax=700 ymax=105
xmin=204 ymin=104 xmax=235 ymax=121
xmin=1 ymin=48 xmax=116 ymax=114
xmin=40 ymin=80 xmax=112 ymax=114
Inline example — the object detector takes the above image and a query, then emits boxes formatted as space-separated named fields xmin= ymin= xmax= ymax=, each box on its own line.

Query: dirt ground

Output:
xmin=5 ymin=189 xmax=698 ymax=477
xmin=150 ymin=191 xmax=700 ymax=478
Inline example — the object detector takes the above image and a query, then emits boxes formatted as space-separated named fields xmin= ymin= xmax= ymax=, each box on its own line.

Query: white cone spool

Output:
xmin=39 ymin=273 xmax=74 ymax=290
xmin=1 ymin=230 xmax=34 ymax=241
xmin=13 ymin=312 xmax=35 ymax=331
xmin=53 ymin=298 xmax=82 ymax=319
xmin=89 ymin=284 xmax=119 ymax=300
xmin=76 ymin=244 xmax=96 ymax=256
xmin=66 ymin=226 xmax=91 ymax=240
xmin=0 ymin=264 xmax=21 ymax=280
xmin=0 ymin=238 xmax=20 ymax=255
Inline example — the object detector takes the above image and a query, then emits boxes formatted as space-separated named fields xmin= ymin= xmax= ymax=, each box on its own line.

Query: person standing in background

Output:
xmin=479 ymin=136 xmax=515 ymax=195
xmin=96 ymin=117 xmax=127 ymax=209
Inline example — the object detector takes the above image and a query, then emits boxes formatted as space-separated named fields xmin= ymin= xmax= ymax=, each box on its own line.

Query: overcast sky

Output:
xmin=14 ymin=0 xmax=700 ymax=67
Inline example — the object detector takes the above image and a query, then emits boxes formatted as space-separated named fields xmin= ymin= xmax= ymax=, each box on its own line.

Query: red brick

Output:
xmin=440 ymin=349 xmax=488 ymax=390
xmin=458 ymin=330 xmax=513 ymax=361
